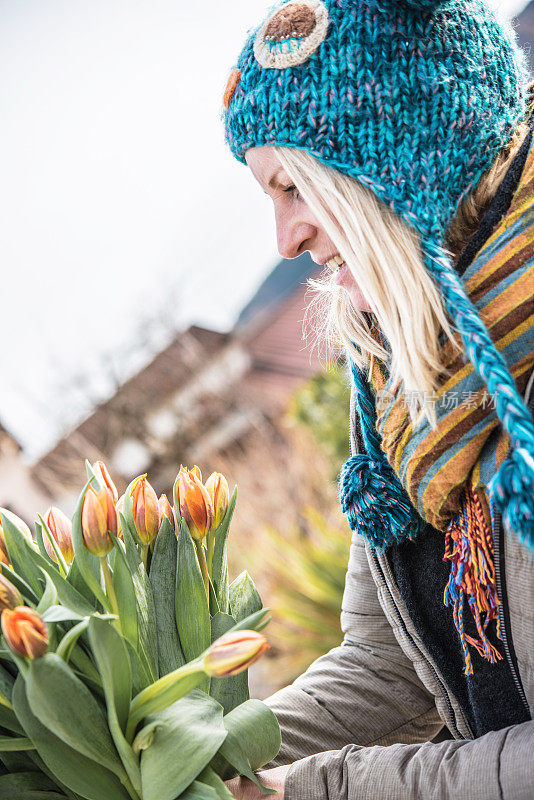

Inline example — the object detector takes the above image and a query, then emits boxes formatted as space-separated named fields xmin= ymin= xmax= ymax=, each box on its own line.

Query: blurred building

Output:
xmin=28 ymin=255 xmax=338 ymax=557
xmin=0 ymin=423 xmax=50 ymax=525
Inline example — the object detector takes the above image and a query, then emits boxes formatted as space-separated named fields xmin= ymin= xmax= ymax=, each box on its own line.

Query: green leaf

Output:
xmin=208 ymin=577 xmax=220 ymax=617
xmin=0 ymin=511 xmax=43 ymax=596
xmin=178 ymin=781 xmax=219 ymax=800
xmin=66 ymin=559 xmax=97 ymax=607
xmin=26 ymin=654 xmax=126 ymax=780
xmin=210 ymin=700 xmax=280 ymax=793
xmin=131 ymin=563 xmax=158 ymax=684
xmin=34 ymin=520 xmax=59 ymax=570
xmin=88 ymin=618 xmax=141 ymax=797
xmin=196 ymin=766 xmax=235 ymax=800
xmin=228 ymin=571 xmax=262 ymax=624
xmin=175 ymin=521 xmax=210 ymax=671
xmin=70 ymin=480 xmax=108 ymax=610
xmin=210 ymin=489 xmax=236 ymax=613
xmin=0 ymin=564 xmax=38 ymax=605
xmin=0 ymin=535 xmax=95 ymax=619
xmin=0 ymin=703 xmax=24 ymax=735
xmin=0 ymin=736 xmax=35 ymax=751
xmin=111 ymin=540 xmax=138 ymax=650
xmin=0 ymin=770 xmax=65 ymax=799
xmin=55 ymin=620 xmax=90 ymax=664
xmin=140 ymin=690 xmax=227 ymax=800
xmin=149 ymin=517 xmax=185 ymax=675
xmin=118 ymin=513 xmax=142 ymax=573
xmin=12 ymin=677 xmax=132 ymax=800
xmin=125 ymin=640 xmax=153 ymax=697
xmin=209 ymin=614 xmax=248 ymax=715
xmin=36 ymin=573 xmax=58 ymax=616
xmin=0 ymin=663 xmax=15 ymax=705
xmin=41 ymin=607 xmax=91 ymax=624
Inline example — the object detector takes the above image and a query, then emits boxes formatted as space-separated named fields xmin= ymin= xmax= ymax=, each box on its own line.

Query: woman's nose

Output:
xmin=274 ymin=206 xmax=315 ymax=260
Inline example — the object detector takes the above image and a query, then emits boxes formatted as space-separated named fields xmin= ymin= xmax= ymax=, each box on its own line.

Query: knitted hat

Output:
xmin=222 ymin=0 xmax=534 ymax=548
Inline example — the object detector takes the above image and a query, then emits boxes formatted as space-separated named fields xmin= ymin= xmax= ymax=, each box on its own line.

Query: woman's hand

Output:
xmin=225 ymin=764 xmax=292 ymax=799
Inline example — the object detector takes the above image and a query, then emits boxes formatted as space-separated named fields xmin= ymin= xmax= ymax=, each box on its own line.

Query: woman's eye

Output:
xmin=283 ymin=185 xmax=300 ymax=199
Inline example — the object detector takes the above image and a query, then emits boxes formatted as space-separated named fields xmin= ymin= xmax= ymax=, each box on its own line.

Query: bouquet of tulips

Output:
xmin=0 ymin=460 xmax=280 ymax=800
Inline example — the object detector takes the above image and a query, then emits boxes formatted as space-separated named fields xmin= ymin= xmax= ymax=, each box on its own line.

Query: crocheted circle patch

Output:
xmin=254 ymin=0 xmax=329 ymax=70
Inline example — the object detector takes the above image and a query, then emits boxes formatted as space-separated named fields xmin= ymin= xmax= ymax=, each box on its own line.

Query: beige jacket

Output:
xmin=264 ymin=378 xmax=534 ymax=800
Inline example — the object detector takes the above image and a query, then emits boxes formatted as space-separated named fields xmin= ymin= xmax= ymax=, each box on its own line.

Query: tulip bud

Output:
xmin=130 ymin=477 xmax=160 ymax=546
xmin=176 ymin=469 xmax=213 ymax=541
xmin=44 ymin=507 xmax=74 ymax=565
xmin=205 ymin=472 xmax=229 ymax=528
xmin=81 ymin=484 xmax=116 ymax=557
xmin=181 ymin=464 xmax=202 ymax=483
xmin=158 ymin=494 xmax=176 ymax=529
xmin=0 ymin=574 xmax=23 ymax=612
xmin=92 ymin=460 xmax=119 ymax=504
xmin=2 ymin=606 xmax=48 ymax=659
xmin=203 ymin=630 xmax=269 ymax=678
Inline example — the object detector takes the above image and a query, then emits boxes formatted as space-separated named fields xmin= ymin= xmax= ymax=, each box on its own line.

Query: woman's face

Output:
xmin=245 ymin=145 xmax=372 ymax=312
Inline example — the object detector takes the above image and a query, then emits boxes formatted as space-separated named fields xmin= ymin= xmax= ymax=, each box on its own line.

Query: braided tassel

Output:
xmin=422 ymin=237 xmax=534 ymax=550
xmin=340 ymin=358 xmax=425 ymax=552
xmin=443 ymin=486 xmax=503 ymax=676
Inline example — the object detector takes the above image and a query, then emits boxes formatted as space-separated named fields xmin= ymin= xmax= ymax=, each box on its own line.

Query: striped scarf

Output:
xmin=369 ymin=132 xmax=534 ymax=536
xmin=349 ymin=125 xmax=534 ymax=675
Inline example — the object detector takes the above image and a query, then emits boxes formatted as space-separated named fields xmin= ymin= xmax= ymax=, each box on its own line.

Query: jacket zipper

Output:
xmin=494 ymin=372 xmax=534 ymax=713
xmin=348 ymin=389 xmax=468 ymax=740
xmin=493 ymin=502 xmax=531 ymax=714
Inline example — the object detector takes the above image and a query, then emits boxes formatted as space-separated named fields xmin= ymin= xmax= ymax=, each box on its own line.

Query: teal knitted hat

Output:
xmin=222 ymin=1 xmax=534 ymax=547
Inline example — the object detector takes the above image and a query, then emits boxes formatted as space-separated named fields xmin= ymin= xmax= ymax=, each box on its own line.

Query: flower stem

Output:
xmin=141 ymin=544 xmax=149 ymax=571
xmin=126 ymin=659 xmax=205 ymax=742
xmin=100 ymin=557 xmax=121 ymax=632
xmin=206 ymin=530 xmax=216 ymax=577
xmin=194 ymin=539 xmax=209 ymax=599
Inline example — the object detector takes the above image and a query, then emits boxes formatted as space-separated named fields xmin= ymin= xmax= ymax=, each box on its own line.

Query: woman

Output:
xmin=222 ymin=0 xmax=534 ymax=797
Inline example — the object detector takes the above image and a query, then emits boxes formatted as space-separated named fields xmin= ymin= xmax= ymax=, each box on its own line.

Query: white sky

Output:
xmin=0 ymin=0 xmax=530 ymax=462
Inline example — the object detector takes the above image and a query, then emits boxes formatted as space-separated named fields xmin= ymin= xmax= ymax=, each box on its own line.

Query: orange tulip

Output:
xmin=81 ymin=484 xmax=117 ymax=557
xmin=203 ymin=630 xmax=269 ymax=678
xmin=92 ymin=460 xmax=119 ymax=504
xmin=0 ymin=574 xmax=23 ymax=612
xmin=158 ymin=494 xmax=176 ymax=529
xmin=2 ymin=606 xmax=48 ymax=659
xmin=205 ymin=472 xmax=229 ymax=528
xmin=176 ymin=467 xmax=213 ymax=541
xmin=130 ymin=477 xmax=160 ymax=546
xmin=44 ymin=507 xmax=74 ymax=565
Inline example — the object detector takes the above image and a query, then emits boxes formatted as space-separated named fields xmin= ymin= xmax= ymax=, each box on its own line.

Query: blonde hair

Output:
xmin=275 ymin=118 xmax=530 ymax=428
